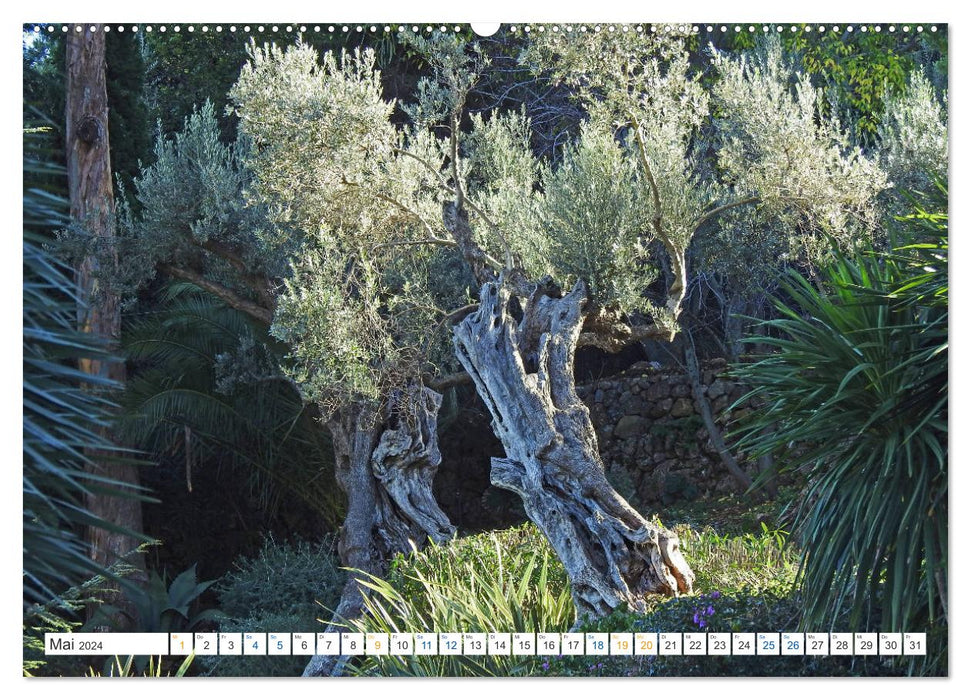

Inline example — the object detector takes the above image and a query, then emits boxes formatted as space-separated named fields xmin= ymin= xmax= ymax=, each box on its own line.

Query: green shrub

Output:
xmin=216 ymin=534 xmax=344 ymax=620
xmin=676 ymin=523 xmax=797 ymax=596
xmin=345 ymin=524 xmax=574 ymax=676
xmin=204 ymin=610 xmax=323 ymax=677
xmin=535 ymin=525 xmax=901 ymax=676
xmin=202 ymin=535 xmax=344 ymax=677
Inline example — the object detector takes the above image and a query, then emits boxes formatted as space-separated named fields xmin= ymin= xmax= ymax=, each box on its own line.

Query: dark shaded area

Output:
xmin=434 ymin=387 xmax=527 ymax=532
xmin=141 ymin=455 xmax=333 ymax=584
xmin=574 ymin=343 xmax=650 ymax=383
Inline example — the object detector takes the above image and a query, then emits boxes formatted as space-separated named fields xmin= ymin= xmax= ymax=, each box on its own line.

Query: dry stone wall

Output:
xmin=575 ymin=358 xmax=760 ymax=508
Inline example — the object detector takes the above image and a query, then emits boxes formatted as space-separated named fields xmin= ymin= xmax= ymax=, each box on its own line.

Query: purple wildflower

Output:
xmin=706 ymin=606 xmax=715 ymax=616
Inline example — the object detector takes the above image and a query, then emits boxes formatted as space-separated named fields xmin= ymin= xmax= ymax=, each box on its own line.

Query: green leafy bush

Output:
xmin=346 ymin=524 xmax=574 ymax=676
xmin=216 ymin=534 xmax=344 ymax=620
xmin=536 ymin=523 xmax=894 ymax=676
xmin=675 ymin=523 xmax=797 ymax=597
xmin=535 ymin=524 xmax=906 ymax=676
xmin=202 ymin=535 xmax=344 ymax=677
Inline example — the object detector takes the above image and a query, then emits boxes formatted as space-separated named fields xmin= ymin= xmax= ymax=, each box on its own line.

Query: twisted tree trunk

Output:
xmin=303 ymin=388 xmax=454 ymax=676
xmin=372 ymin=388 xmax=455 ymax=552
xmin=302 ymin=402 xmax=381 ymax=678
xmin=452 ymin=278 xmax=694 ymax=619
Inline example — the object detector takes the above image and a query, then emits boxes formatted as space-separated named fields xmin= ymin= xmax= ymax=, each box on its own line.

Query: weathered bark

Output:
xmin=372 ymin=388 xmax=455 ymax=552
xmin=683 ymin=341 xmax=754 ymax=493
xmin=453 ymin=278 xmax=693 ymax=619
xmin=66 ymin=24 xmax=144 ymax=624
xmin=302 ymin=402 xmax=382 ymax=678
xmin=303 ymin=389 xmax=454 ymax=676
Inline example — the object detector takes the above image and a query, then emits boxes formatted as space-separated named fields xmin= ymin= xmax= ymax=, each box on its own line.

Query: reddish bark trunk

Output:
xmin=66 ymin=25 xmax=144 ymax=623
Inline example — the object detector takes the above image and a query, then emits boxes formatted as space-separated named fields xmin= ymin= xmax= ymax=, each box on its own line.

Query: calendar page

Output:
xmin=22 ymin=9 xmax=949 ymax=682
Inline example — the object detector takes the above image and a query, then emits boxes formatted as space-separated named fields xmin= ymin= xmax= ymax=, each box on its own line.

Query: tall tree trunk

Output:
xmin=303 ymin=388 xmax=454 ymax=676
xmin=65 ymin=24 xmax=144 ymax=623
xmin=453 ymin=278 xmax=694 ymax=619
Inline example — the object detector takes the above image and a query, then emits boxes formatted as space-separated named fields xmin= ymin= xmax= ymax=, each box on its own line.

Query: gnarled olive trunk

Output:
xmin=453 ymin=279 xmax=693 ymax=619
xmin=371 ymin=388 xmax=455 ymax=551
xmin=303 ymin=388 xmax=454 ymax=676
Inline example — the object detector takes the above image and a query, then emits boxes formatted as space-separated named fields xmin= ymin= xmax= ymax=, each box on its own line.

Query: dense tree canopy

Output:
xmin=217 ymin=30 xmax=925 ymax=391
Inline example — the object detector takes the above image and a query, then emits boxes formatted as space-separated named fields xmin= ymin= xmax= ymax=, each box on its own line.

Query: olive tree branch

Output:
xmin=629 ymin=113 xmax=688 ymax=320
xmin=395 ymin=142 xmax=513 ymax=272
xmin=692 ymin=196 xmax=761 ymax=233
xmin=340 ymin=175 xmax=446 ymax=244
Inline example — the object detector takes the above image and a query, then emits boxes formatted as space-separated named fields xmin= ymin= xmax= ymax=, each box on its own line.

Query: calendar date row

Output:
xmin=46 ymin=631 xmax=926 ymax=657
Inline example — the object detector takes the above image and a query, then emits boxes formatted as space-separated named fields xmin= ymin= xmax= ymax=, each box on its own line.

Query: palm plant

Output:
xmin=730 ymin=187 xmax=947 ymax=669
xmin=23 ymin=128 xmax=149 ymax=608
xmin=118 ymin=284 xmax=342 ymax=524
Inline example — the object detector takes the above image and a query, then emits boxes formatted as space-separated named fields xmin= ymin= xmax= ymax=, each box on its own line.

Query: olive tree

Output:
xmin=227 ymin=45 xmax=471 ymax=674
xmin=440 ymin=30 xmax=885 ymax=618
xmin=229 ymin=29 xmax=893 ymax=651
xmin=878 ymin=71 xmax=948 ymax=199
xmin=115 ymin=92 xmax=458 ymax=676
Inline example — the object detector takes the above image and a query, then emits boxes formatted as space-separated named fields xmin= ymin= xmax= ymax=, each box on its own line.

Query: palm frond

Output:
xmin=23 ymin=133 xmax=148 ymax=607
xmin=118 ymin=285 xmax=341 ymax=523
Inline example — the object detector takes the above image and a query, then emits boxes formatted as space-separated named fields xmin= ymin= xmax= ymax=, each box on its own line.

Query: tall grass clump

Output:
xmin=345 ymin=524 xmax=574 ymax=676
